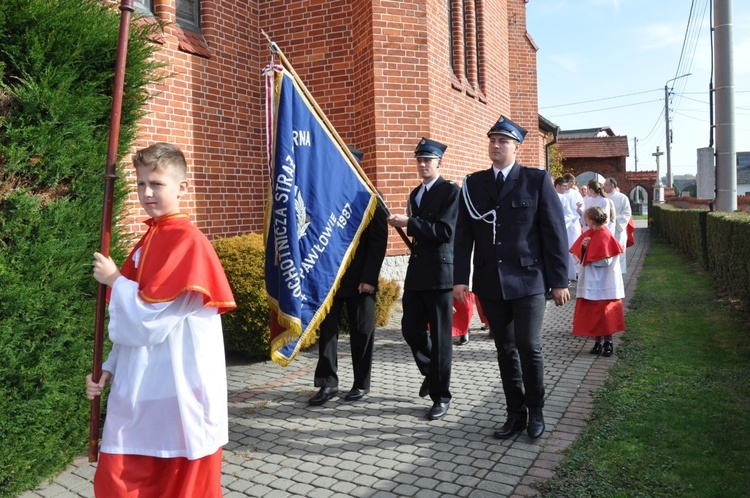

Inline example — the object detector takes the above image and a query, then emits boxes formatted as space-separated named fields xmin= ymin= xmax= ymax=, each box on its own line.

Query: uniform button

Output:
xmin=498 ymin=260 xmax=503 ymax=263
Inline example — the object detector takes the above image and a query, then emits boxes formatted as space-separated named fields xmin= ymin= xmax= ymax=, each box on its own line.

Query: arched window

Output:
xmin=133 ymin=0 xmax=154 ymax=16
xmin=176 ymin=0 xmax=201 ymax=33
xmin=449 ymin=0 xmax=484 ymax=99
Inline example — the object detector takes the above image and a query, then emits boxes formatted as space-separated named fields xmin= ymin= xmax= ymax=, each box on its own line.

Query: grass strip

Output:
xmin=538 ymin=239 xmax=750 ymax=497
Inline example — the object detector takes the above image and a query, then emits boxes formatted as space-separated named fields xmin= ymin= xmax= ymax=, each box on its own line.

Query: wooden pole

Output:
xmin=262 ymin=31 xmax=413 ymax=251
xmin=89 ymin=0 xmax=134 ymax=463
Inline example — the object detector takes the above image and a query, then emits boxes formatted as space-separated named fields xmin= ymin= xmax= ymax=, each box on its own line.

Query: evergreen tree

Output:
xmin=0 ymin=1 xmax=163 ymax=494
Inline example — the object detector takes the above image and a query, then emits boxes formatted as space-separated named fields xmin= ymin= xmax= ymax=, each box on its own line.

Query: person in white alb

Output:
xmin=563 ymin=173 xmax=585 ymax=232
xmin=604 ymin=177 xmax=632 ymax=274
xmin=555 ymin=177 xmax=581 ymax=281
xmin=583 ymin=180 xmax=612 ymax=231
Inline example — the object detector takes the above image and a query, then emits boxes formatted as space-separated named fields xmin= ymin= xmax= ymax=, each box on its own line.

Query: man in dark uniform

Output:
xmin=309 ymin=146 xmax=389 ymax=406
xmin=453 ymin=117 xmax=570 ymax=439
xmin=387 ymin=138 xmax=459 ymax=421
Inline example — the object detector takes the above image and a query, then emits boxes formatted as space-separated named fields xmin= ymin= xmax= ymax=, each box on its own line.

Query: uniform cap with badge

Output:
xmin=487 ymin=115 xmax=528 ymax=144
xmin=414 ymin=137 xmax=448 ymax=158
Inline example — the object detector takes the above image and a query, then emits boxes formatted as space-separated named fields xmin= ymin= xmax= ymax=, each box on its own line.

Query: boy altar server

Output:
xmin=86 ymin=142 xmax=236 ymax=498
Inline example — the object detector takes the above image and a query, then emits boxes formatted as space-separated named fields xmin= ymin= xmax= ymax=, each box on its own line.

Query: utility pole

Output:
xmin=653 ymin=146 xmax=664 ymax=203
xmin=664 ymin=73 xmax=691 ymax=192
xmin=633 ymin=137 xmax=639 ymax=202
xmin=714 ymin=0 xmax=737 ymax=211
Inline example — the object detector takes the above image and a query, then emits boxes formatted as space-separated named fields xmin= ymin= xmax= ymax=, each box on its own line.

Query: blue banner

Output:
xmin=265 ymin=67 xmax=376 ymax=366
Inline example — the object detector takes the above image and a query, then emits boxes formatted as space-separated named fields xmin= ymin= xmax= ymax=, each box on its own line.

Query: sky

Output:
xmin=527 ymin=0 xmax=750 ymax=178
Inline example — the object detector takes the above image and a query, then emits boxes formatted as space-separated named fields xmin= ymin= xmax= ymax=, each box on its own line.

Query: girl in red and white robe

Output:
xmin=570 ymin=206 xmax=625 ymax=357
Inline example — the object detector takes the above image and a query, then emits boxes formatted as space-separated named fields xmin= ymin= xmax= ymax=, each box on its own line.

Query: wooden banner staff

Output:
xmin=261 ymin=30 xmax=413 ymax=251
xmin=89 ymin=0 xmax=135 ymax=463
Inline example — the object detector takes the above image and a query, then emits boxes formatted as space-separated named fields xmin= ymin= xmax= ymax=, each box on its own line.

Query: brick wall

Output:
xmin=124 ymin=0 xmax=263 ymax=239
xmin=119 ymin=0 xmax=540 ymax=259
xmin=508 ymin=0 xmax=542 ymax=168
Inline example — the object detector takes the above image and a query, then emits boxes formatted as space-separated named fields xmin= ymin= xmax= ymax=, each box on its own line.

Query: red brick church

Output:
xmin=125 ymin=0 xmax=544 ymax=257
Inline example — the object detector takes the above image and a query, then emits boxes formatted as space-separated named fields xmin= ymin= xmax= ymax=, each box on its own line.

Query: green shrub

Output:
xmin=375 ymin=278 xmax=401 ymax=327
xmin=650 ymin=204 xmax=708 ymax=268
xmin=0 ymin=1 xmax=163 ymax=495
xmin=706 ymin=212 xmax=750 ymax=309
xmin=214 ymin=231 xmax=402 ymax=357
xmin=338 ymin=277 xmax=401 ymax=335
xmin=652 ymin=205 xmax=750 ymax=310
xmin=213 ymin=233 xmax=271 ymax=358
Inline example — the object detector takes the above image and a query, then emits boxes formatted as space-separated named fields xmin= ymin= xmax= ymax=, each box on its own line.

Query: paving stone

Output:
xmin=23 ymin=225 xmax=650 ymax=498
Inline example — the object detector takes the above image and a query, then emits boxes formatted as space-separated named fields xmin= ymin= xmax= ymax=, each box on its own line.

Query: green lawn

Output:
xmin=537 ymin=239 xmax=750 ymax=497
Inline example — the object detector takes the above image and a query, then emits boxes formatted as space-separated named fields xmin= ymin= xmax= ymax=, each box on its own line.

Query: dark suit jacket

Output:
xmin=404 ymin=176 xmax=460 ymax=292
xmin=337 ymin=204 xmax=388 ymax=298
xmin=454 ymin=163 xmax=568 ymax=300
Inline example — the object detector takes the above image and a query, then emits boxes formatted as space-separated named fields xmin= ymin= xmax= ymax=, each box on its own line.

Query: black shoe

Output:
xmin=344 ymin=387 xmax=368 ymax=401
xmin=308 ymin=386 xmax=338 ymax=406
xmin=590 ymin=341 xmax=602 ymax=355
xmin=493 ymin=416 xmax=527 ymax=439
xmin=602 ymin=341 xmax=614 ymax=357
xmin=419 ymin=377 xmax=429 ymax=398
xmin=457 ymin=333 xmax=470 ymax=345
xmin=527 ymin=409 xmax=545 ymax=439
xmin=428 ymin=402 xmax=449 ymax=420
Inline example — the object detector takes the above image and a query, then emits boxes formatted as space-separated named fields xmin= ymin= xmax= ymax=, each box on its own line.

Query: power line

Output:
xmin=670 ymin=0 xmax=710 ymax=120
xmin=678 ymin=94 xmax=710 ymax=105
xmin=640 ymin=107 xmax=666 ymax=144
xmin=544 ymin=98 xmax=663 ymax=118
xmin=539 ymin=89 xmax=662 ymax=109
xmin=673 ymin=111 xmax=709 ymax=123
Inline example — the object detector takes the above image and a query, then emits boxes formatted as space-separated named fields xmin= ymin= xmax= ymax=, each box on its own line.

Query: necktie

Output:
xmin=495 ymin=172 xmax=504 ymax=194
xmin=416 ymin=185 xmax=426 ymax=207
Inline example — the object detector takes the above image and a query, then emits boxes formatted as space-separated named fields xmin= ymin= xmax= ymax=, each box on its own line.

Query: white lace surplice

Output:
xmin=101 ymin=277 xmax=228 ymax=460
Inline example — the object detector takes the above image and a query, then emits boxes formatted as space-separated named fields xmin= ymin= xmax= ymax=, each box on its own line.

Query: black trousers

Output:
xmin=314 ymin=292 xmax=376 ymax=389
xmin=478 ymin=293 xmax=546 ymax=416
xmin=401 ymin=289 xmax=453 ymax=403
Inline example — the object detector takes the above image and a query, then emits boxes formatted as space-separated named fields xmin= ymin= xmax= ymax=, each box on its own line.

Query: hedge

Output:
xmin=0 ymin=1 xmax=163 ymax=495
xmin=214 ymin=232 xmax=401 ymax=359
xmin=651 ymin=204 xmax=750 ymax=309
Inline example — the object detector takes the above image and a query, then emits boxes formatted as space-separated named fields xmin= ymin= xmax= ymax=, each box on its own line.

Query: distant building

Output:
xmin=738 ymin=152 xmax=750 ymax=195
xmin=556 ymin=126 xmax=629 ymax=179
xmin=673 ymin=174 xmax=696 ymax=194
xmin=558 ymin=126 xmax=616 ymax=139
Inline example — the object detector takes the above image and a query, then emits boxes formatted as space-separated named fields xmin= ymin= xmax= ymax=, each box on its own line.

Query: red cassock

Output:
xmin=475 ymin=298 xmax=490 ymax=328
xmin=570 ymin=228 xmax=625 ymax=337
xmin=451 ymin=292 xmax=475 ymax=337
xmin=95 ymin=449 xmax=223 ymax=498
xmin=626 ymin=216 xmax=635 ymax=247
xmin=97 ymin=214 xmax=235 ymax=498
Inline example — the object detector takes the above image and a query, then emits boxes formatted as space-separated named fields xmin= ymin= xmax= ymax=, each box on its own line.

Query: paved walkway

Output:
xmin=23 ymin=222 xmax=650 ymax=498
